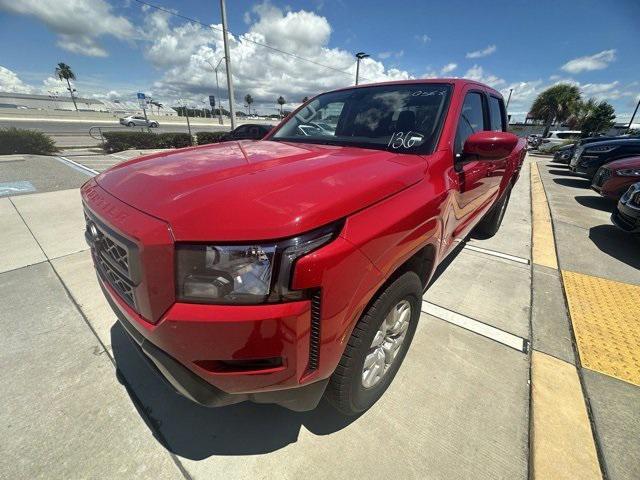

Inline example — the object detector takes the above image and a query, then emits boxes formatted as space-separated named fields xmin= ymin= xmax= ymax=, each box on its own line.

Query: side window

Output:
xmin=454 ymin=92 xmax=485 ymax=155
xmin=488 ymin=96 xmax=505 ymax=132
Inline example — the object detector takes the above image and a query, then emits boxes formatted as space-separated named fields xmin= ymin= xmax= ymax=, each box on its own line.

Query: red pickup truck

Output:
xmin=82 ymin=79 xmax=525 ymax=415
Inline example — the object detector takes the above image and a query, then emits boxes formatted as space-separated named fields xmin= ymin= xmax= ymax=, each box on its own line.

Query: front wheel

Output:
xmin=127 ymin=122 xmax=135 ymax=127
xmin=325 ymin=271 xmax=422 ymax=415
xmin=149 ymin=122 xmax=158 ymax=128
xmin=473 ymin=184 xmax=512 ymax=239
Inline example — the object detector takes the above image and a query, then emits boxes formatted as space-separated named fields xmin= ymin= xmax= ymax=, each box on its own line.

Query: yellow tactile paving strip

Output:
xmin=562 ymin=270 xmax=640 ymax=386
xmin=531 ymin=351 xmax=602 ymax=480
xmin=530 ymin=162 xmax=558 ymax=269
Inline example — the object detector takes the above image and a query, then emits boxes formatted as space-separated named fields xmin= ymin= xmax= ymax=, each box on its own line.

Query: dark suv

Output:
xmin=569 ymin=138 xmax=640 ymax=178
xmin=553 ymin=135 xmax=620 ymax=164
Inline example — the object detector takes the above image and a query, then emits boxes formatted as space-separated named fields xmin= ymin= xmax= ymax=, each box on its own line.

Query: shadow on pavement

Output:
xmin=574 ymin=195 xmax=616 ymax=213
xmin=553 ymin=177 xmax=592 ymax=188
xmin=589 ymin=224 xmax=640 ymax=270
xmin=110 ymin=323 xmax=359 ymax=459
xmin=548 ymin=168 xmax=574 ymax=176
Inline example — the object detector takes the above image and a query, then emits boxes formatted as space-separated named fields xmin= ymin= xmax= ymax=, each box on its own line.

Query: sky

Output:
xmin=0 ymin=0 xmax=639 ymax=121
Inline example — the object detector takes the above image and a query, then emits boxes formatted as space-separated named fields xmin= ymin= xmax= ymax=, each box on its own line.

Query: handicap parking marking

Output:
xmin=0 ymin=181 xmax=36 ymax=197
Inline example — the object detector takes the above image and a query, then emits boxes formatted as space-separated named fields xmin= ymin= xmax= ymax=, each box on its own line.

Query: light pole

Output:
xmin=355 ymin=52 xmax=369 ymax=86
xmin=505 ymin=88 xmax=513 ymax=110
xmin=220 ymin=0 xmax=236 ymax=130
xmin=627 ymin=97 xmax=640 ymax=133
xmin=205 ymin=57 xmax=226 ymax=125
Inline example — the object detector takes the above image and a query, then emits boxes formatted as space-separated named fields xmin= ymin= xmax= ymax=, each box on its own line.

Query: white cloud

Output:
xmin=0 ymin=0 xmax=136 ymax=57
xmin=561 ymin=49 xmax=616 ymax=73
xmin=441 ymin=63 xmax=457 ymax=74
xmin=415 ymin=34 xmax=431 ymax=44
xmin=466 ymin=44 xmax=496 ymax=59
xmin=143 ymin=2 xmax=411 ymax=111
xmin=0 ymin=66 xmax=34 ymax=93
xmin=464 ymin=65 xmax=505 ymax=88
xmin=378 ymin=51 xmax=392 ymax=59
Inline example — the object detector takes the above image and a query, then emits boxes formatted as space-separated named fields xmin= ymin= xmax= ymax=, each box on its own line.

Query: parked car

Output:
xmin=81 ymin=79 xmax=526 ymax=415
xmin=537 ymin=130 xmax=581 ymax=153
xmin=224 ymin=123 xmax=272 ymax=140
xmin=119 ymin=115 xmax=159 ymax=128
xmin=552 ymin=143 xmax=575 ymax=163
xmin=527 ymin=134 xmax=542 ymax=149
xmin=611 ymin=182 xmax=640 ymax=234
xmin=570 ymin=138 xmax=640 ymax=179
xmin=592 ymin=156 xmax=640 ymax=200
xmin=552 ymin=135 xmax=621 ymax=164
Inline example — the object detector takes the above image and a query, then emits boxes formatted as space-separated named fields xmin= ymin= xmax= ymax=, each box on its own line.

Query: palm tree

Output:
xmin=150 ymin=100 xmax=163 ymax=115
xmin=55 ymin=62 xmax=78 ymax=111
xmin=566 ymin=98 xmax=597 ymax=130
xmin=244 ymin=94 xmax=254 ymax=116
xmin=529 ymin=84 xmax=582 ymax=136
xmin=277 ymin=96 xmax=286 ymax=117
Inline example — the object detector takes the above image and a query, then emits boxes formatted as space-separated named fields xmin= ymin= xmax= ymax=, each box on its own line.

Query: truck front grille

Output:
xmin=84 ymin=210 xmax=139 ymax=311
xmin=96 ymin=253 xmax=136 ymax=307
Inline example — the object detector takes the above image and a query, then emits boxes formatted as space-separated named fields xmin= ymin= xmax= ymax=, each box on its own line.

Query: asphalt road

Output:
xmin=0 ymin=118 xmax=231 ymax=134
xmin=0 ymin=119 xmax=233 ymax=147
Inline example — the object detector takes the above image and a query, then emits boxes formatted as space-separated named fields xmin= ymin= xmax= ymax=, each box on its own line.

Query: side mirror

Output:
xmin=463 ymin=131 xmax=518 ymax=160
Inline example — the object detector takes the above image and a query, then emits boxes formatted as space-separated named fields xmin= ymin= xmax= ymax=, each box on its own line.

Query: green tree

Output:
xmin=567 ymin=98 xmax=597 ymax=130
xmin=529 ymin=84 xmax=582 ymax=136
xmin=580 ymin=100 xmax=616 ymax=137
xmin=55 ymin=62 xmax=78 ymax=111
xmin=244 ymin=94 xmax=254 ymax=116
xmin=277 ymin=95 xmax=286 ymax=117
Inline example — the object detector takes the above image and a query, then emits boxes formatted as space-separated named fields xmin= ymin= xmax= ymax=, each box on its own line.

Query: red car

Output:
xmin=81 ymin=79 xmax=525 ymax=415
xmin=592 ymin=156 xmax=640 ymax=200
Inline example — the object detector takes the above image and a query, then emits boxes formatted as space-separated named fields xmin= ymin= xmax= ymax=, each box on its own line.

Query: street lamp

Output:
xmin=355 ymin=52 xmax=369 ymax=86
xmin=204 ymin=56 xmax=226 ymax=125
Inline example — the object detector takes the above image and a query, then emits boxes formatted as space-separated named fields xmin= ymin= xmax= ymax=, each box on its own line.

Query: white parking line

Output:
xmin=463 ymin=244 xmax=530 ymax=264
xmin=422 ymin=301 xmax=528 ymax=353
xmin=55 ymin=156 xmax=98 ymax=176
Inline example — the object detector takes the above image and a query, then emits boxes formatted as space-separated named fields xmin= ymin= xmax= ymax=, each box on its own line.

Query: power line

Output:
xmin=130 ymin=0 xmax=367 ymax=81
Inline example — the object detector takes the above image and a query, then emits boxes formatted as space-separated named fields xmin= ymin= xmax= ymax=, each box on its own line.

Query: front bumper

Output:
xmin=611 ymin=201 xmax=640 ymax=234
xmin=570 ymin=163 xmax=599 ymax=177
xmin=100 ymin=274 xmax=329 ymax=411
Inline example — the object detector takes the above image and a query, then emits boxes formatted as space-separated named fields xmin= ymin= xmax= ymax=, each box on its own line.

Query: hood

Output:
xmin=607 ymin=156 xmax=640 ymax=170
xmin=96 ymin=140 xmax=427 ymax=241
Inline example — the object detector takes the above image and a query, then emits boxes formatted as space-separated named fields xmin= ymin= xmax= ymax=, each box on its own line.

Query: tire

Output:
xmin=473 ymin=184 xmax=512 ymax=239
xmin=325 ymin=271 xmax=422 ymax=415
xmin=150 ymin=122 xmax=158 ymax=128
xmin=127 ymin=122 xmax=135 ymax=127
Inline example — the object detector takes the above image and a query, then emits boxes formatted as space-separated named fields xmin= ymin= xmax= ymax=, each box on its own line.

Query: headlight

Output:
xmin=175 ymin=223 xmax=341 ymax=304
xmin=617 ymin=168 xmax=640 ymax=177
xmin=585 ymin=145 xmax=617 ymax=153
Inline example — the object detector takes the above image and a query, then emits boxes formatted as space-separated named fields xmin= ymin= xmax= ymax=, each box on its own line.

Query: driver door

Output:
xmin=450 ymin=90 xmax=494 ymax=237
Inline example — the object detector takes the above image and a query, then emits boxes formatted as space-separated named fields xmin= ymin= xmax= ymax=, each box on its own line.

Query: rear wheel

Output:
xmin=127 ymin=122 xmax=135 ymax=127
xmin=473 ymin=184 xmax=512 ymax=239
xmin=325 ymin=271 xmax=422 ymax=415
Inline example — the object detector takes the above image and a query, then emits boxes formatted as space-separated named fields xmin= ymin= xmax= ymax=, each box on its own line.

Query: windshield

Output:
xmin=272 ymin=83 xmax=451 ymax=154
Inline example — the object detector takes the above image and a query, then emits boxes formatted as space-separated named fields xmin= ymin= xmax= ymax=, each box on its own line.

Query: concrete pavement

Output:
xmin=0 ymin=152 xmax=637 ymax=479
xmin=535 ymin=158 xmax=640 ymax=480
